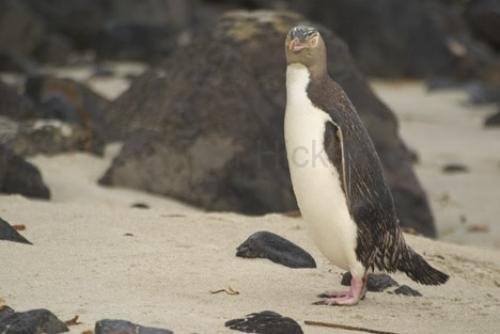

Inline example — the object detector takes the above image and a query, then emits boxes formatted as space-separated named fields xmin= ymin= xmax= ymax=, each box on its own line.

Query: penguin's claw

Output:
xmin=314 ymin=275 xmax=367 ymax=306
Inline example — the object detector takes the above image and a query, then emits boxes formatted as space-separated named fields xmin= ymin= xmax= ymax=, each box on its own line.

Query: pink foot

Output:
xmin=317 ymin=275 xmax=367 ymax=306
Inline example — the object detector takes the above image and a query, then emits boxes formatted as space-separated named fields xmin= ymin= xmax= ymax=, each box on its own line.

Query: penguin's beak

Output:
xmin=289 ymin=38 xmax=309 ymax=52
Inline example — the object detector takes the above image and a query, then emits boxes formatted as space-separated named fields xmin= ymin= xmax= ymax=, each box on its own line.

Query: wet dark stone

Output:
xmin=341 ymin=272 xmax=399 ymax=292
xmin=225 ymin=311 xmax=303 ymax=334
xmin=485 ymin=110 xmax=500 ymax=127
xmin=95 ymin=319 xmax=172 ymax=334
xmin=0 ymin=217 xmax=32 ymax=244
xmin=442 ymin=163 xmax=469 ymax=174
xmin=393 ymin=285 xmax=422 ymax=297
xmin=236 ymin=231 xmax=316 ymax=269
xmin=0 ymin=307 xmax=69 ymax=334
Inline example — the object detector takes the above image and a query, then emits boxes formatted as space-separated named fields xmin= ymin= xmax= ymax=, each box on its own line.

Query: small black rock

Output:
xmin=131 ymin=202 xmax=150 ymax=209
xmin=236 ymin=231 xmax=316 ymax=268
xmin=393 ymin=285 xmax=422 ymax=297
xmin=341 ymin=272 xmax=399 ymax=292
xmin=0 ymin=217 xmax=32 ymax=244
xmin=0 ymin=307 xmax=69 ymax=334
xmin=485 ymin=110 xmax=500 ymax=127
xmin=225 ymin=311 xmax=303 ymax=334
xmin=442 ymin=164 xmax=469 ymax=174
xmin=95 ymin=319 xmax=173 ymax=334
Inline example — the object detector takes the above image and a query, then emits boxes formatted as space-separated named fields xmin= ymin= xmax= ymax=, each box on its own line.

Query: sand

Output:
xmin=1 ymin=82 xmax=500 ymax=333
xmin=373 ymin=81 xmax=500 ymax=249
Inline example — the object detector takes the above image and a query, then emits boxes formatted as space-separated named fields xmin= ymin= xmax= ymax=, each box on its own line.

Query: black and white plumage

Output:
xmin=284 ymin=25 xmax=448 ymax=304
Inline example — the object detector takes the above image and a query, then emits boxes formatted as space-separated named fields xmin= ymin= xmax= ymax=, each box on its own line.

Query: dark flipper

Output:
xmin=323 ymin=121 xmax=349 ymax=199
xmin=397 ymin=246 xmax=448 ymax=285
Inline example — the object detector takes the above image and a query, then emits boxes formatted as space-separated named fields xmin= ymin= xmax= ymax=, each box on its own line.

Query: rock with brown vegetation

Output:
xmin=0 ymin=78 xmax=107 ymax=156
xmin=101 ymin=10 xmax=437 ymax=237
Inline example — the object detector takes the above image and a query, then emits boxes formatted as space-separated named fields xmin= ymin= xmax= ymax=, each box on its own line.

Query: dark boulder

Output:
xmin=466 ymin=0 xmax=500 ymax=50
xmin=0 ymin=0 xmax=46 ymax=66
xmin=0 ymin=81 xmax=37 ymax=120
xmin=225 ymin=311 xmax=303 ymax=334
xmin=101 ymin=11 xmax=437 ymax=237
xmin=26 ymin=0 xmax=194 ymax=62
xmin=199 ymin=0 xmax=496 ymax=79
xmin=95 ymin=319 xmax=173 ymax=334
xmin=290 ymin=0 xmax=495 ymax=78
xmin=0 ymin=306 xmax=68 ymax=334
xmin=96 ymin=23 xmax=177 ymax=62
xmin=236 ymin=231 xmax=316 ymax=269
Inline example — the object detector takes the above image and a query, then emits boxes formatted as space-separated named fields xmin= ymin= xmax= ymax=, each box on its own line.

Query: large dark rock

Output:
xmin=0 ymin=82 xmax=37 ymax=120
xmin=26 ymin=0 xmax=194 ymax=61
xmin=225 ymin=311 xmax=303 ymax=334
xmin=101 ymin=11 xmax=437 ymax=237
xmin=198 ymin=0 xmax=496 ymax=79
xmin=289 ymin=0 xmax=495 ymax=78
xmin=0 ymin=144 xmax=50 ymax=199
xmin=0 ymin=0 xmax=46 ymax=63
xmin=95 ymin=319 xmax=173 ymax=334
xmin=96 ymin=23 xmax=177 ymax=62
xmin=466 ymin=0 xmax=500 ymax=50
xmin=236 ymin=231 xmax=316 ymax=268
xmin=0 ymin=306 xmax=68 ymax=334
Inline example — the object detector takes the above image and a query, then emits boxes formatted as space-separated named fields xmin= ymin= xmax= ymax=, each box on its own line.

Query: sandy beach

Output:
xmin=1 ymin=82 xmax=500 ymax=333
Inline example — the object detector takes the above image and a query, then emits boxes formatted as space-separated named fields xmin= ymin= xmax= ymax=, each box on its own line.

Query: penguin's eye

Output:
xmin=309 ymin=35 xmax=319 ymax=47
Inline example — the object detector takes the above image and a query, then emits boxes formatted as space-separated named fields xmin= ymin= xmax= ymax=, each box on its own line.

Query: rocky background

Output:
xmin=1 ymin=0 xmax=500 ymax=238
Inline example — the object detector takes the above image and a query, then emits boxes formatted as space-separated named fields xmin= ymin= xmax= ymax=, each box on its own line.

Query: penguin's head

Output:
xmin=285 ymin=24 xmax=326 ymax=71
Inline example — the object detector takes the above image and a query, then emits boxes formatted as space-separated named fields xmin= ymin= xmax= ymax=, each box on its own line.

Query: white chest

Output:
xmin=284 ymin=64 xmax=362 ymax=274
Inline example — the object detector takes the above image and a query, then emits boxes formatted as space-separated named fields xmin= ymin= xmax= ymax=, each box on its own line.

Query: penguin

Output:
xmin=284 ymin=25 xmax=448 ymax=305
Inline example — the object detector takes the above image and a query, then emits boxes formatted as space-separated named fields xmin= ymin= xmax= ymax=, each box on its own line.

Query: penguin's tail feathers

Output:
xmin=397 ymin=246 xmax=449 ymax=285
